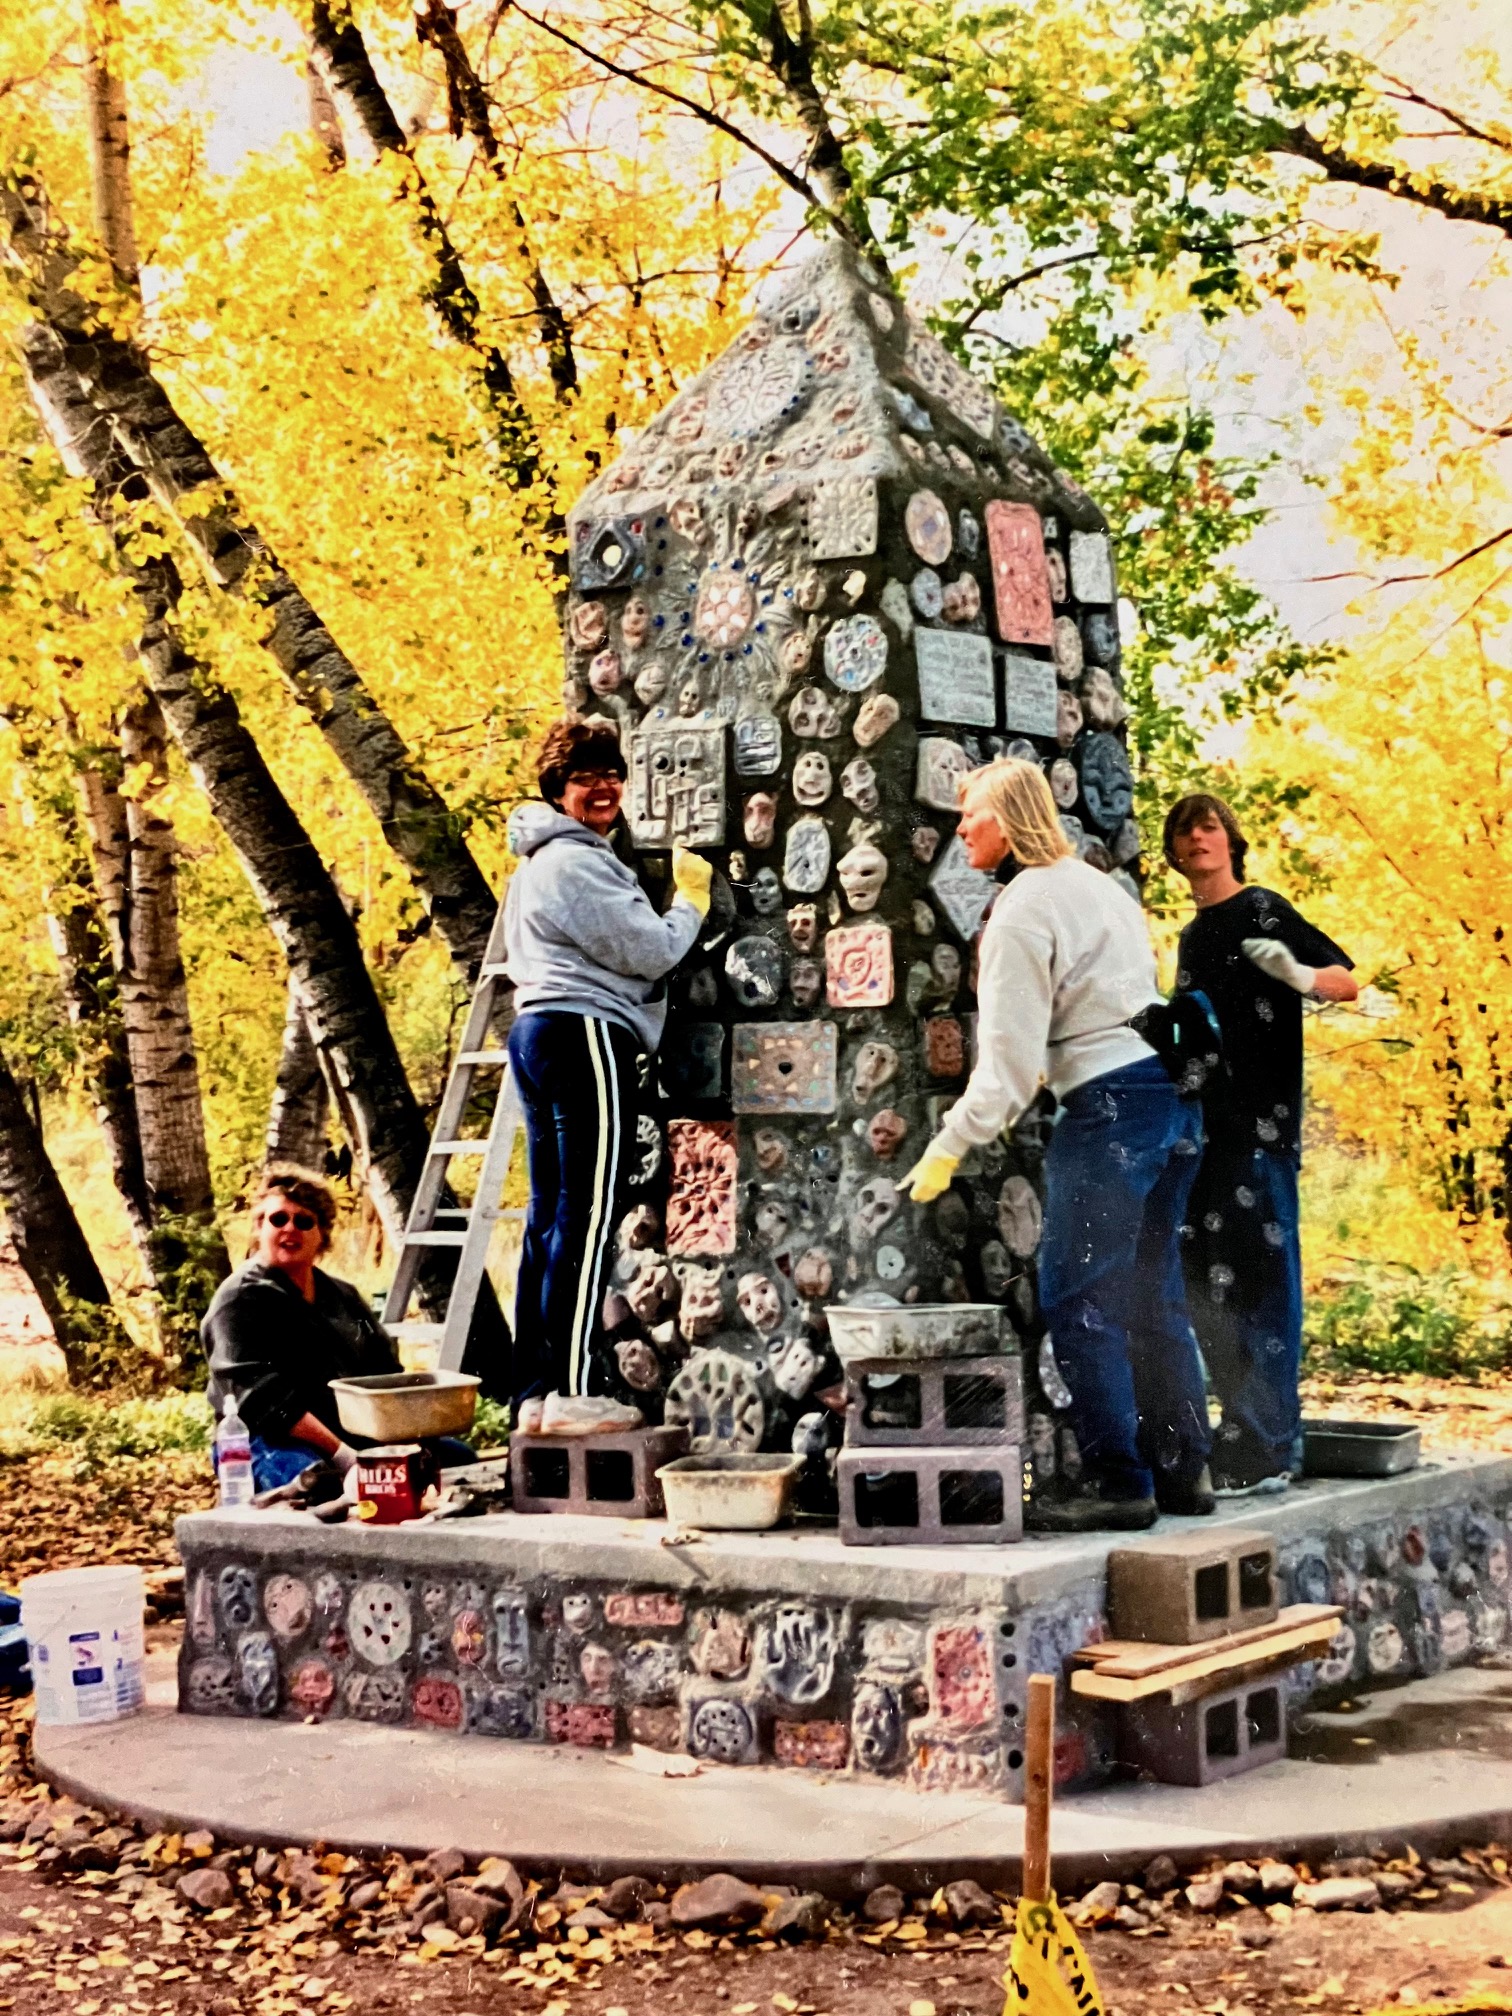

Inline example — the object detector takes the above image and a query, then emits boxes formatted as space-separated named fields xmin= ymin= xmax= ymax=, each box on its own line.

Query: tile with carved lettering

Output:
xmin=1069 ymin=529 xmax=1116 ymax=603
xmin=808 ymin=476 xmax=879 ymax=560
xmin=915 ymin=629 xmax=995 ymax=727
xmin=604 ymin=1593 xmax=685 ymax=1628
xmin=985 ymin=501 xmax=1054 ymax=647
xmin=666 ymin=1119 xmax=738 ymax=1256
xmin=825 ymin=921 xmax=894 ymax=1008
xmin=732 ymin=1022 xmax=839 ymax=1115
xmin=1002 ymin=652 xmax=1058 ymax=738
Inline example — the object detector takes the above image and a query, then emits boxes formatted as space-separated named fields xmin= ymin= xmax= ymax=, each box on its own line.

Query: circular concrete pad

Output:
xmin=35 ymin=1652 xmax=1512 ymax=1890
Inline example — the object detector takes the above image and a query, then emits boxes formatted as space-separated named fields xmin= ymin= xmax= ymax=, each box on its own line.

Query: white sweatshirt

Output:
xmin=934 ymin=855 xmax=1161 ymax=1157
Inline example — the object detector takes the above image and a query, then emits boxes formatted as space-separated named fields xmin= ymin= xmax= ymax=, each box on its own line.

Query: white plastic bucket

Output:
xmin=21 ymin=1566 xmax=145 ymax=1727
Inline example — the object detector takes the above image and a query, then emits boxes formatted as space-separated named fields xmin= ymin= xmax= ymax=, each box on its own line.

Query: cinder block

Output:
xmin=1118 ymin=1676 xmax=1286 ymax=1786
xmin=1107 ymin=1530 xmax=1278 ymax=1645
xmin=838 ymin=1445 xmax=1024 ymax=1546
xmin=509 ymin=1426 xmax=688 ymax=1518
xmin=844 ymin=1355 xmax=1024 ymax=1448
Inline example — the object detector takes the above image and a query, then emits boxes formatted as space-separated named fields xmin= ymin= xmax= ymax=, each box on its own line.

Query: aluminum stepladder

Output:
xmin=382 ymin=903 xmax=524 ymax=1370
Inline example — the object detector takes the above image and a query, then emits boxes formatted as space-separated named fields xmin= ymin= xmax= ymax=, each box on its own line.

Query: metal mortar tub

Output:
xmin=329 ymin=1371 xmax=480 ymax=1443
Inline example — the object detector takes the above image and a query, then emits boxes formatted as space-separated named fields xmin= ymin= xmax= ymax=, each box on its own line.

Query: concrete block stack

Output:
xmin=831 ymin=1304 xmax=1024 ymax=1545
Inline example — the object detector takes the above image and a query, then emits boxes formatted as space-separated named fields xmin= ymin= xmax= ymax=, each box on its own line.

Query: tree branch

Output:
xmin=1274 ymin=123 xmax=1512 ymax=238
xmin=414 ymin=0 xmax=577 ymax=398
xmin=509 ymin=1 xmax=830 ymax=224
xmin=1376 ymin=75 xmax=1512 ymax=156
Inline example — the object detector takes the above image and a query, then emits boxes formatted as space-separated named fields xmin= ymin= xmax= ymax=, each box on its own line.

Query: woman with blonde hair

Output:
xmin=900 ymin=758 xmax=1210 ymax=1532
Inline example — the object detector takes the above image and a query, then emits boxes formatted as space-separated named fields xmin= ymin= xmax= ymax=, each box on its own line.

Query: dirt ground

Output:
xmin=0 ymin=1843 xmax=1506 ymax=2016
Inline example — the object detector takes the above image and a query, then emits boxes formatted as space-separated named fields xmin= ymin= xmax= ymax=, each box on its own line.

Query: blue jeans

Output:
xmin=1182 ymin=1138 xmax=1302 ymax=1479
xmin=508 ymin=1010 xmax=641 ymax=1405
xmin=1039 ymin=1055 xmax=1209 ymax=1500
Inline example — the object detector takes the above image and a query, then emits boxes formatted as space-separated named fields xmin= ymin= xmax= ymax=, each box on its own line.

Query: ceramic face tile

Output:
xmin=1079 ymin=731 xmax=1134 ymax=831
xmin=808 ymin=476 xmax=879 ymax=560
xmin=626 ymin=720 xmax=726 ymax=848
xmin=731 ymin=1021 xmax=839 ymax=1114
xmin=666 ymin=1119 xmax=739 ymax=1256
xmin=825 ymin=921 xmax=894 ymax=1008
xmin=1002 ymin=651 xmax=1059 ymax=738
xmin=985 ymin=501 xmax=1054 ymax=647
xmin=915 ymin=629 xmax=996 ymax=727
xmin=915 ymin=735 xmax=973 ymax=813
xmin=1069 ymin=529 xmax=1116 ymax=603
xmin=929 ymin=833 xmax=998 ymax=941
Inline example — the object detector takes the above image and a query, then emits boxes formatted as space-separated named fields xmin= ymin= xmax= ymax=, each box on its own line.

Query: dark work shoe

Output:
xmin=1155 ymin=1464 xmax=1217 ymax=1517
xmin=1025 ymin=1487 xmax=1158 ymax=1534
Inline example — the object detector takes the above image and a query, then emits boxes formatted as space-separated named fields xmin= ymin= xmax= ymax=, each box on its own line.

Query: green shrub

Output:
xmin=1304 ymin=1265 xmax=1512 ymax=1381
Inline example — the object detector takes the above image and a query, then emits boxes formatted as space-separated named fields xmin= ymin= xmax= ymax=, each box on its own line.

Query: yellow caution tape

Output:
xmin=1003 ymin=1897 xmax=1106 ymax=2016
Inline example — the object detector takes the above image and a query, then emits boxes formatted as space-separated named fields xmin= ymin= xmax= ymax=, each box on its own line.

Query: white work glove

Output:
xmin=1242 ymin=936 xmax=1316 ymax=996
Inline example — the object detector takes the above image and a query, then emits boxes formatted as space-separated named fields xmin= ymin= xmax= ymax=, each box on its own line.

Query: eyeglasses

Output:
xmin=266 ymin=1210 xmax=317 ymax=1232
xmin=567 ymin=769 xmax=623 ymax=789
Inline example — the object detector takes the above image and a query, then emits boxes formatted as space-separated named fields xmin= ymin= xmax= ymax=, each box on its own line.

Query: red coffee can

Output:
xmin=354 ymin=1444 xmax=439 ymax=1524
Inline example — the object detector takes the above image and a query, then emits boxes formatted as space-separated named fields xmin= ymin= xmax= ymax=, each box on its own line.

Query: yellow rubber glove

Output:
xmin=898 ymin=1140 xmax=961 ymax=1204
xmin=671 ymin=846 xmax=713 ymax=918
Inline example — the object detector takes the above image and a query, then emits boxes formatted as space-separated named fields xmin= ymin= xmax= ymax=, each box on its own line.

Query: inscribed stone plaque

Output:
xmin=808 ymin=477 xmax=879 ymax=561
xmin=929 ymin=834 xmax=998 ymax=942
xmin=1069 ymin=529 xmax=1116 ymax=604
xmin=915 ymin=736 xmax=973 ymax=813
xmin=985 ymin=501 xmax=1054 ymax=647
xmin=732 ymin=1022 xmax=839 ymax=1115
xmin=666 ymin=1119 xmax=738 ymax=1257
xmin=914 ymin=629 xmax=996 ymax=728
xmin=825 ymin=922 xmax=894 ymax=1008
xmin=1001 ymin=652 xmax=1059 ymax=738
xmin=627 ymin=720 xmax=726 ymax=848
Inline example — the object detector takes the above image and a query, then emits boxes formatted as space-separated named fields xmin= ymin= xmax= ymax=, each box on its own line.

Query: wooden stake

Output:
xmin=1023 ymin=1672 xmax=1056 ymax=1903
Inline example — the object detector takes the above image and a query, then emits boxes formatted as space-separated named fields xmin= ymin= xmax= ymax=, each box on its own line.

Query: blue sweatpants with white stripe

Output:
xmin=507 ymin=1010 xmax=641 ymax=1403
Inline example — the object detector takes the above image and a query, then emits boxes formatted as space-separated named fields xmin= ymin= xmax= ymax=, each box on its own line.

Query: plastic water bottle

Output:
xmin=215 ymin=1398 xmax=254 ymax=1508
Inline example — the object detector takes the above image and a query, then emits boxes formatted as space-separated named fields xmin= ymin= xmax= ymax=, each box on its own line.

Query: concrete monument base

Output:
xmin=172 ymin=1452 xmax=1512 ymax=1803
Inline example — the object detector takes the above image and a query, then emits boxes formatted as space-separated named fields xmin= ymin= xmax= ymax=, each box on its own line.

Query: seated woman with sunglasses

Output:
xmin=203 ymin=1168 xmax=472 ymax=1493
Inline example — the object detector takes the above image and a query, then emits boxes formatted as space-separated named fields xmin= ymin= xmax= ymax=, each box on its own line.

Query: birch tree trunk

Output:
xmin=44 ymin=802 xmax=154 ymax=1259
xmin=0 ymin=175 xmax=500 ymax=986
xmin=83 ymin=0 xmax=139 ymax=290
xmin=116 ymin=692 xmax=221 ymax=1232
xmin=13 ymin=303 xmax=512 ymax=1386
xmin=0 ymin=1044 xmax=117 ymax=1382
xmin=267 ymin=973 xmax=331 ymax=1170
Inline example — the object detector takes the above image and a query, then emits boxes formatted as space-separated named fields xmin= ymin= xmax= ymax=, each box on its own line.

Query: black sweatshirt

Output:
xmin=202 ymin=1261 xmax=400 ymax=1443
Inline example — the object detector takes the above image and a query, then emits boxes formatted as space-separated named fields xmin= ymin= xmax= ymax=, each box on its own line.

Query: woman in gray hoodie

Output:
xmin=504 ymin=719 xmax=711 ymax=1432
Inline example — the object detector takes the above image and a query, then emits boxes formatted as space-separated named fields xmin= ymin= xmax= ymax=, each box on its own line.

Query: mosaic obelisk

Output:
xmin=560 ymin=240 xmax=1136 ymax=1498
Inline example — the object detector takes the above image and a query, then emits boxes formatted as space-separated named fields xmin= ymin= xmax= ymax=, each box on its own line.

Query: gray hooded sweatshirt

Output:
xmin=502 ymin=804 xmax=702 ymax=1053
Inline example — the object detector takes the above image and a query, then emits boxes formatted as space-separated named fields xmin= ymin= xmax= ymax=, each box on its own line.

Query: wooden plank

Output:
xmin=1072 ymin=1604 xmax=1341 ymax=1680
xmin=1069 ymin=1615 xmax=1342 ymax=1704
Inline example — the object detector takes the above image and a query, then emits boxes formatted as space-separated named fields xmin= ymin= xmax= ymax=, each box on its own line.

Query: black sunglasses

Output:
xmin=266 ymin=1209 xmax=317 ymax=1231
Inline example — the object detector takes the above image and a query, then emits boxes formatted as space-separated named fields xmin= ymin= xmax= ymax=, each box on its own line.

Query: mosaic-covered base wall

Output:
xmin=178 ymin=1482 xmax=1512 ymax=1798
